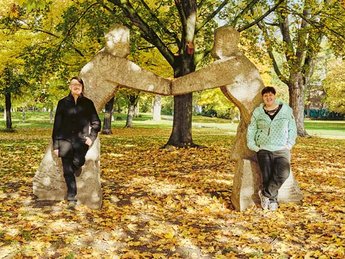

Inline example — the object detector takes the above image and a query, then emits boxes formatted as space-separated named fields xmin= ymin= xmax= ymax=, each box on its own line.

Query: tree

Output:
xmin=124 ymin=92 xmax=140 ymax=128
xmin=0 ymin=66 xmax=27 ymax=130
xmin=227 ymin=0 xmax=345 ymax=136
xmin=5 ymin=0 xmax=301 ymax=142
xmin=195 ymin=88 xmax=238 ymax=119
xmin=102 ymin=97 xmax=115 ymax=134
xmin=323 ymin=58 xmax=345 ymax=114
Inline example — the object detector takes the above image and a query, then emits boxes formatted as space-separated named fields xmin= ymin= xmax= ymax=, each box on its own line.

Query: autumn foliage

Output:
xmin=0 ymin=127 xmax=344 ymax=258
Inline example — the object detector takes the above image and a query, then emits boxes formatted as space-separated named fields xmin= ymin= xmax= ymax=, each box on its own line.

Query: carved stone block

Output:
xmin=33 ymin=138 xmax=102 ymax=209
xmin=231 ymin=159 xmax=303 ymax=211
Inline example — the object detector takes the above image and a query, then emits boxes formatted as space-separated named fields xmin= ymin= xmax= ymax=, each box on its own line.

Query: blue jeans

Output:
xmin=257 ymin=149 xmax=291 ymax=202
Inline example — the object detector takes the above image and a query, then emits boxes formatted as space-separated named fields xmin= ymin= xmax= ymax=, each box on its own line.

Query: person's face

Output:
xmin=69 ymin=79 xmax=83 ymax=96
xmin=262 ymin=92 xmax=276 ymax=107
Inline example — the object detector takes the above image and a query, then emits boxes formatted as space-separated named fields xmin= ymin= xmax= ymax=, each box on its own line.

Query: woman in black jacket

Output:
xmin=52 ymin=76 xmax=101 ymax=202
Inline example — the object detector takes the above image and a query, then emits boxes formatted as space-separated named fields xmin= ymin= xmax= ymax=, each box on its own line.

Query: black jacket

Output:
xmin=52 ymin=93 xmax=101 ymax=153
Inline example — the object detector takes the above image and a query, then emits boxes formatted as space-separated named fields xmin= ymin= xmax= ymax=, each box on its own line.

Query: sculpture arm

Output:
xmin=81 ymin=53 xmax=171 ymax=96
xmin=116 ymin=58 xmax=171 ymax=95
xmin=171 ymin=55 xmax=259 ymax=95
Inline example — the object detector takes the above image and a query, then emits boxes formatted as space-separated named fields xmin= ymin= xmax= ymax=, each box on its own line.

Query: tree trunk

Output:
xmin=102 ymin=96 xmax=115 ymax=134
xmin=125 ymin=95 xmax=139 ymax=128
xmin=165 ymin=52 xmax=196 ymax=147
xmin=50 ymin=109 xmax=54 ymax=123
xmin=134 ymin=102 xmax=139 ymax=117
xmin=152 ymin=95 xmax=162 ymax=121
xmin=5 ymin=93 xmax=12 ymax=130
xmin=289 ymin=73 xmax=308 ymax=136
xmin=22 ymin=110 xmax=26 ymax=122
xmin=166 ymin=93 xmax=194 ymax=147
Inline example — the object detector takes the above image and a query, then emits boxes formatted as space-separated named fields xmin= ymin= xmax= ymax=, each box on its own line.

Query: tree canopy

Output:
xmin=0 ymin=0 xmax=344 ymax=131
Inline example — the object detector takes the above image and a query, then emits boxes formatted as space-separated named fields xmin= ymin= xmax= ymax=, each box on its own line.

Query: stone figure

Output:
xmin=33 ymin=25 xmax=170 ymax=209
xmin=80 ymin=25 xmax=171 ymax=112
xmin=172 ymin=26 xmax=303 ymax=210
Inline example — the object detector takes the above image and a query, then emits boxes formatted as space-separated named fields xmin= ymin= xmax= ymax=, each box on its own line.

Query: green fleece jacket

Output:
xmin=247 ymin=100 xmax=297 ymax=152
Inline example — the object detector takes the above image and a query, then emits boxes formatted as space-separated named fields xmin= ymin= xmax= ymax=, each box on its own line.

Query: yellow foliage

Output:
xmin=0 ymin=127 xmax=344 ymax=257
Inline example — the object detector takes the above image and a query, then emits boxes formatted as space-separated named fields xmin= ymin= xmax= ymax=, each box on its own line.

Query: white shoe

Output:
xmin=258 ymin=190 xmax=270 ymax=210
xmin=269 ymin=202 xmax=278 ymax=211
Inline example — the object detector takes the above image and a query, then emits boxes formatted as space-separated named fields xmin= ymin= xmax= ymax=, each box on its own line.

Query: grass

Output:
xmin=304 ymin=119 xmax=345 ymax=138
xmin=0 ymin=111 xmax=344 ymax=138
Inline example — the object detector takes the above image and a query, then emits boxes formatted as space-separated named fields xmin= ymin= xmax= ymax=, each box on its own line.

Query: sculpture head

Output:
xmin=104 ymin=24 xmax=130 ymax=57
xmin=211 ymin=26 xmax=240 ymax=59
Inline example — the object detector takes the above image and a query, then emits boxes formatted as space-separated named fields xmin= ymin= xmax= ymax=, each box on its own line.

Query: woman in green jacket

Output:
xmin=247 ymin=86 xmax=297 ymax=211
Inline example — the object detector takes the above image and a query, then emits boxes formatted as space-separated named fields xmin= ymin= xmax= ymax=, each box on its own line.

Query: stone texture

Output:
xmin=277 ymin=171 xmax=304 ymax=203
xmin=81 ymin=54 xmax=171 ymax=111
xmin=74 ymin=138 xmax=102 ymax=209
xmin=33 ymin=138 xmax=102 ymax=209
xmin=81 ymin=25 xmax=170 ymax=112
xmin=32 ymin=144 xmax=66 ymax=201
xmin=231 ymin=159 xmax=262 ymax=211
xmin=231 ymin=159 xmax=303 ymax=211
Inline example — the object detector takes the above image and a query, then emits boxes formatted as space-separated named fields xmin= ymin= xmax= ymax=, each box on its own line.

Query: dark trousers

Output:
xmin=61 ymin=140 xmax=88 ymax=199
xmin=257 ymin=149 xmax=291 ymax=202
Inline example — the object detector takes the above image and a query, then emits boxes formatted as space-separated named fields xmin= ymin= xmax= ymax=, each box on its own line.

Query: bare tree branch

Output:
xmin=174 ymin=0 xmax=187 ymax=50
xmin=100 ymin=2 xmax=132 ymax=28
xmin=295 ymin=7 xmax=310 ymax=70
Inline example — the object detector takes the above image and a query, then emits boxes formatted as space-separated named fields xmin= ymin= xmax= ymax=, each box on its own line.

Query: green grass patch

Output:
xmin=304 ymin=120 xmax=345 ymax=138
xmin=0 ymin=112 xmax=344 ymax=138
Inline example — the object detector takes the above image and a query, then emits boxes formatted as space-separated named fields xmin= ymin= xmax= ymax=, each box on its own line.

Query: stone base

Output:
xmin=231 ymin=159 xmax=303 ymax=211
xmin=33 ymin=138 xmax=102 ymax=209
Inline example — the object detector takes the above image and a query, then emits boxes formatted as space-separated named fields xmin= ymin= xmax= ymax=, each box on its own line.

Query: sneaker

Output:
xmin=74 ymin=167 xmax=82 ymax=177
xmin=269 ymin=202 xmax=278 ymax=211
xmin=258 ymin=190 xmax=270 ymax=210
xmin=67 ymin=194 xmax=77 ymax=202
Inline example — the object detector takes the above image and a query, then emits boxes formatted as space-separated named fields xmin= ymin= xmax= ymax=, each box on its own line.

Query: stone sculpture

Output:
xmin=33 ymin=25 xmax=170 ymax=209
xmin=33 ymin=24 xmax=302 ymax=210
xmin=172 ymin=26 xmax=302 ymax=210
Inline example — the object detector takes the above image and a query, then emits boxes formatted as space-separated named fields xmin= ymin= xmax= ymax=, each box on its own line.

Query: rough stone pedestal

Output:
xmin=33 ymin=138 xmax=102 ymax=209
xmin=231 ymin=159 xmax=303 ymax=211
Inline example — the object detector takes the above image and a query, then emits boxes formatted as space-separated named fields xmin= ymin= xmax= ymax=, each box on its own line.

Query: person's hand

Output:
xmin=53 ymin=149 xmax=59 ymax=157
xmin=85 ymin=137 xmax=93 ymax=146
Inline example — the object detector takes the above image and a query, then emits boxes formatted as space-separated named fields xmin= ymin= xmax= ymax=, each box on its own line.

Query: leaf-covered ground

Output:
xmin=0 ymin=127 xmax=344 ymax=258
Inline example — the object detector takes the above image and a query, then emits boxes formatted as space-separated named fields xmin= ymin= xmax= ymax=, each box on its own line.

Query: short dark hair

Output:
xmin=261 ymin=86 xmax=276 ymax=96
xmin=70 ymin=76 xmax=84 ymax=91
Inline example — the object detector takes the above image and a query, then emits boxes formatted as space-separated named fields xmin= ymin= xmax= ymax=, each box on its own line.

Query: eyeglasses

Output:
xmin=70 ymin=83 xmax=82 ymax=87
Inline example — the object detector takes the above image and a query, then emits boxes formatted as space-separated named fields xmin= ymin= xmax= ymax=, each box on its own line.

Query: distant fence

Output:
xmin=305 ymin=109 xmax=345 ymax=120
